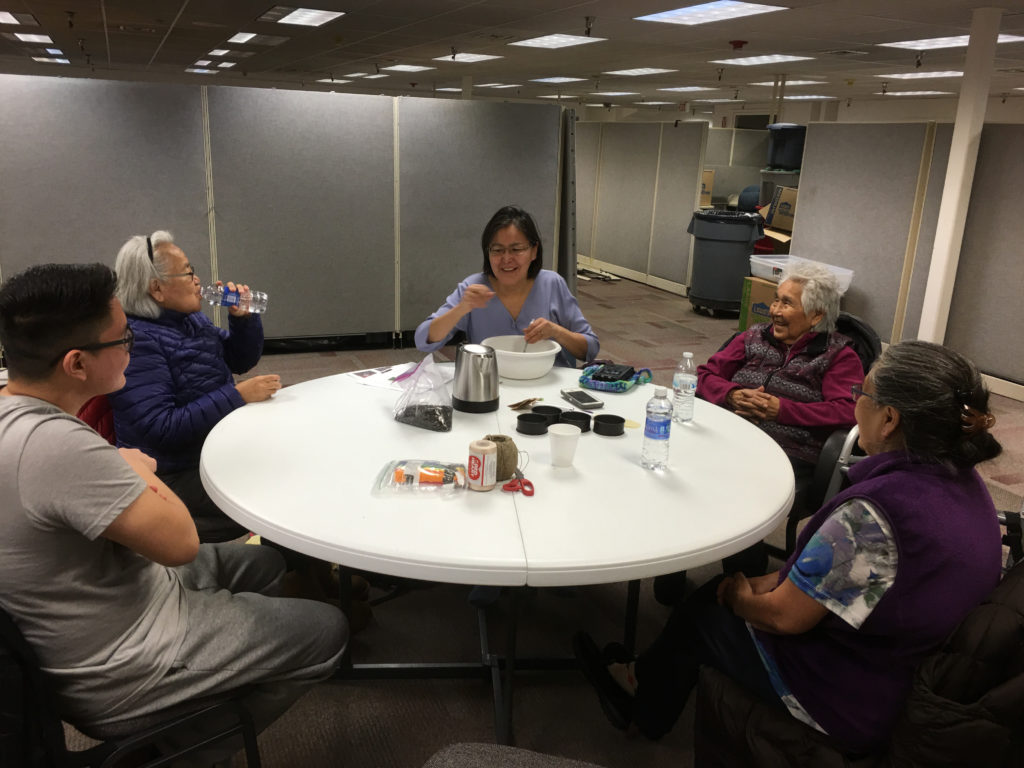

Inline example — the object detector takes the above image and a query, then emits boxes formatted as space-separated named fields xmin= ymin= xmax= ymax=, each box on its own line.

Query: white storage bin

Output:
xmin=748 ymin=255 xmax=853 ymax=294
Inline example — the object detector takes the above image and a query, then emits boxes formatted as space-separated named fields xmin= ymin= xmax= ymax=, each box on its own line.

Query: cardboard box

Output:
xmin=699 ymin=169 xmax=715 ymax=207
xmin=760 ymin=228 xmax=792 ymax=254
xmin=738 ymin=276 xmax=776 ymax=331
xmin=763 ymin=185 xmax=797 ymax=232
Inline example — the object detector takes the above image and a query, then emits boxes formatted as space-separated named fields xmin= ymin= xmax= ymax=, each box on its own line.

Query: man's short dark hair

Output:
xmin=0 ymin=263 xmax=118 ymax=381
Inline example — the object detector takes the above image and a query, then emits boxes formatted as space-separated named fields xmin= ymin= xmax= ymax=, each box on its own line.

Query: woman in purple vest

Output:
xmin=575 ymin=341 xmax=1003 ymax=754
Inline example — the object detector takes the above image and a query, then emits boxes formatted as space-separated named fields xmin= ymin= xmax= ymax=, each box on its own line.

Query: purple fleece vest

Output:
xmin=734 ymin=325 xmax=852 ymax=464
xmin=756 ymin=451 xmax=1001 ymax=752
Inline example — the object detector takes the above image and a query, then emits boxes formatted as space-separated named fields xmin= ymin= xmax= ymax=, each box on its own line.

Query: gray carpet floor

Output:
xmin=63 ymin=275 xmax=1023 ymax=767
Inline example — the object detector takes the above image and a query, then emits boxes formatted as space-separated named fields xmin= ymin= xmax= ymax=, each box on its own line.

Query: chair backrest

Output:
xmin=76 ymin=394 xmax=116 ymax=446
xmin=0 ymin=607 xmax=67 ymax=768
xmin=835 ymin=312 xmax=881 ymax=374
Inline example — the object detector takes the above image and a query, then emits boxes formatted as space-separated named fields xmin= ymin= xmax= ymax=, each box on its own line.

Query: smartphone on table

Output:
xmin=561 ymin=388 xmax=604 ymax=410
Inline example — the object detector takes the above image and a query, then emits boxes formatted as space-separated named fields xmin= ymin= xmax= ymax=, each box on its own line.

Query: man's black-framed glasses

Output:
xmin=49 ymin=325 xmax=134 ymax=367
xmin=850 ymin=384 xmax=878 ymax=403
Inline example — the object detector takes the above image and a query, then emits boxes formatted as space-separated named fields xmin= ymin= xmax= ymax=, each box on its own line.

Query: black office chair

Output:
xmin=0 ymin=606 xmax=261 ymax=768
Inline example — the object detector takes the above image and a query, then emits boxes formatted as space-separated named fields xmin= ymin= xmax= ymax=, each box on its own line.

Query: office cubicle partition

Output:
xmin=0 ymin=74 xmax=565 ymax=342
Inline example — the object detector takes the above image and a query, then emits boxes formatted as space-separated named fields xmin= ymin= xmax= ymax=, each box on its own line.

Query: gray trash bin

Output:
xmin=686 ymin=210 xmax=763 ymax=314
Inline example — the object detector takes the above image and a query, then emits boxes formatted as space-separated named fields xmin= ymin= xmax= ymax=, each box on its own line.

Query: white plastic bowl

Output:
xmin=481 ymin=335 xmax=561 ymax=380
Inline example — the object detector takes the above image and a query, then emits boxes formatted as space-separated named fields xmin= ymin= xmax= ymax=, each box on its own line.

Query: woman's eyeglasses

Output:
xmin=165 ymin=266 xmax=196 ymax=280
xmin=49 ymin=326 xmax=135 ymax=366
xmin=850 ymin=385 xmax=878 ymax=403
xmin=488 ymin=244 xmax=532 ymax=256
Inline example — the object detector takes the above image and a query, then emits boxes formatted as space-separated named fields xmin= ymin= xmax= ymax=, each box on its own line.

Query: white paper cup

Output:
xmin=548 ymin=423 xmax=582 ymax=467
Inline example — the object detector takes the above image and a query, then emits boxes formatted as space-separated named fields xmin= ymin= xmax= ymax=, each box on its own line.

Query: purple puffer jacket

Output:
xmin=108 ymin=309 xmax=263 ymax=473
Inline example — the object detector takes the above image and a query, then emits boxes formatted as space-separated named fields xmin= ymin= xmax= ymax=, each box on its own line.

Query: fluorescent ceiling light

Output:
xmin=0 ymin=11 xmax=19 ymax=24
xmin=218 ymin=61 xmax=236 ymax=68
xmin=784 ymin=94 xmax=836 ymax=100
xmin=603 ymin=67 xmax=677 ymax=76
xmin=749 ymin=79 xmax=822 ymax=86
xmin=658 ymin=85 xmax=716 ymax=92
xmin=382 ymin=64 xmax=435 ymax=72
xmin=636 ymin=2 xmax=786 ymax=26
xmin=539 ymin=94 xmax=575 ymax=99
xmin=46 ymin=47 xmax=62 ymax=55
xmin=228 ymin=32 xmax=256 ymax=43
xmin=32 ymin=56 xmax=68 ymax=64
xmin=878 ymin=34 xmax=1024 ymax=50
xmin=436 ymin=87 xmax=462 ymax=92
xmin=874 ymin=71 xmax=963 ymax=79
xmin=709 ymin=54 xmax=813 ymax=65
xmin=635 ymin=101 xmax=676 ymax=105
xmin=475 ymin=82 xmax=503 ymax=87
xmin=15 ymin=32 xmax=51 ymax=43
xmin=509 ymin=34 xmax=605 ymax=49
xmin=363 ymin=73 xmax=388 ymax=79
xmin=345 ymin=72 xmax=367 ymax=78
xmin=490 ymin=84 xmax=520 ymax=89
xmin=195 ymin=59 xmax=212 ymax=66
xmin=208 ymin=49 xmax=230 ymax=56
xmin=275 ymin=8 xmax=344 ymax=26
xmin=693 ymin=98 xmax=744 ymax=102
xmin=434 ymin=53 xmax=501 ymax=63
xmin=316 ymin=78 xmax=351 ymax=83
xmin=591 ymin=91 xmax=638 ymax=96
xmin=586 ymin=103 xmax=608 ymax=107
xmin=875 ymin=90 xmax=954 ymax=96
xmin=532 ymin=76 xmax=586 ymax=84
xmin=186 ymin=68 xmax=217 ymax=74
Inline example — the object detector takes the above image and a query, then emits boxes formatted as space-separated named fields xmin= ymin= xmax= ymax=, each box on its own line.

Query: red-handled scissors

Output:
xmin=502 ymin=468 xmax=535 ymax=496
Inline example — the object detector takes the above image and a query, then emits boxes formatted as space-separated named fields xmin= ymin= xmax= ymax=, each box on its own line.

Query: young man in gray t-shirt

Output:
xmin=0 ymin=263 xmax=347 ymax=761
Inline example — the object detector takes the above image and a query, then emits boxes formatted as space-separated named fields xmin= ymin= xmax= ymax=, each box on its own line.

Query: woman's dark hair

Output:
xmin=0 ymin=263 xmax=118 ymax=381
xmin=480 ymin=205 xmax=543 ymax=279
xmin=871 ymin=340 xmax=1001 ymax=468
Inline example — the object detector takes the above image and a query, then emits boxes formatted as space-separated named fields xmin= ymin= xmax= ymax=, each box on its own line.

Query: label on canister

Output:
xmin=467 ymin=439 xmax=497 ymax=492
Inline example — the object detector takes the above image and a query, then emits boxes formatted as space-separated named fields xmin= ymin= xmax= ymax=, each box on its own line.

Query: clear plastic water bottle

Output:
xmin=641 ymin=387 xmax=673 ymax=470
xmin=672 ymin=351 xmax=697 ymax=423
xmin=201 ymin=284 xmax=268 ymax=314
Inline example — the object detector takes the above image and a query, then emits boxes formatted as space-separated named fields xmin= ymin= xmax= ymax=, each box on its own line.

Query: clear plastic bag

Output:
xmin=393 ymin=354 xmax=453 ymax=432
xmin=372 ymin=460 xmax=466 ymax=496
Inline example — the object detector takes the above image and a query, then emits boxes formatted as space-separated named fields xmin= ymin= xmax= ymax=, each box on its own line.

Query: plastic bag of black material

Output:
xmin=393 ymin=354 xmax=453 ymax=432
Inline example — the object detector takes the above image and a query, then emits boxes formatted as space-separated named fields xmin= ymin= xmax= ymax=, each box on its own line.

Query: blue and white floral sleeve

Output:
xmin=788 ymin=498 xmax=898 ymax=628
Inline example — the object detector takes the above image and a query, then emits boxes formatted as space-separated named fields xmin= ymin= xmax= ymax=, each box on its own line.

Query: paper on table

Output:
xmin=344 ymin=362 xmax=417 ymax=390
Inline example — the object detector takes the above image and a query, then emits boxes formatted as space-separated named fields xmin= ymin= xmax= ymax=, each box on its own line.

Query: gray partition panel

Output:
xmin=902 ymin=123 xmax=953 ymax=342
xmin=592 ymin=123 xmax=662 ymax=273
xmin=706 ymin=128 xmax=734 ymax=166
xmin=398 ymin=99 xmax=561 ymax=332
xmin=731 ymin=129 xmax=770 ymax=168
xmin=650 ymin=122 xmax=706 ymax=283
xmin=207 ymin=87 xmax=394 ymax=339
xmin=791 ymin=123 xmax=932 ymax=342
xmin=575 ymin=122 xmax=601 ymax=258
xmin=707 ymin=165 xmax=763 ymax=203
xmin=0 ymin=75 xmax=209 ymax=279
xmin=946 ymin=124 xmax=1024 ymax=383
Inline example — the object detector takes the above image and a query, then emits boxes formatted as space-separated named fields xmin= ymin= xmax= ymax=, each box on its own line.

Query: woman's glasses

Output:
xmin=850 ymin=384 xmax=879 ymax=403
xmin=488 ymin=244 xmax=532 ymax=256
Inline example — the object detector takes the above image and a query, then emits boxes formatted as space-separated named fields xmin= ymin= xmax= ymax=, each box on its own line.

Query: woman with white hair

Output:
xmin=108 ymin=230 xmax=280 ymax=541
xmin=656 ymin=260 xmax=864 ymax=598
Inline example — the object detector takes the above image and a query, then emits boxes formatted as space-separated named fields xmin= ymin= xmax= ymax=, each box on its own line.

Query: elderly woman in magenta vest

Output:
xmin=575 ymin=340 xmax=1003 ymax=754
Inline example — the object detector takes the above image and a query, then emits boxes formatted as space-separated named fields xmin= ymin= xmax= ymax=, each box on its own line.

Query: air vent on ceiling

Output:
xmin=998 ymin=67 xmax=1024 ymax=73
xmin=114 ymin=24 xmax=159 ymax=35
xmin=819 ymin=49 xmax=870 ymax=56
xmin=469 ymin=32 xmax=518 ymax=42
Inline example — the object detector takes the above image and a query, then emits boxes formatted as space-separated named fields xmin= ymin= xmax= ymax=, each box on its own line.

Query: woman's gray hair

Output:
xmin=114 ymin=230 xmax=175 ymax=319
xmin=779 ymin=259 xmax=841 ymax=332
xmin=871 ymin=340 xmax=1001 ymax=468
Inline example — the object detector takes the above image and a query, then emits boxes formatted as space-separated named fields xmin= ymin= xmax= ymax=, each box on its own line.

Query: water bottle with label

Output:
xmin=640 ymin=387 xmax=673 ymax=470
xmin=672 ymin=351 xmax=697 ymax=423
xmin=201 ymin=284 xmax=269 ymax=314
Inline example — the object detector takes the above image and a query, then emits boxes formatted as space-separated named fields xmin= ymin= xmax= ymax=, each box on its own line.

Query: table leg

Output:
xmin=337 ymin=565 xmax=353 ymax=671
xmin=623 ymin=579 xmax=640 ymax=655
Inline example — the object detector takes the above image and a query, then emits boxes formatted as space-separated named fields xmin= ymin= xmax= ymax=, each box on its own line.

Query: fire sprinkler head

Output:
xmin=729 ymin=40 xmax=748 ymax=50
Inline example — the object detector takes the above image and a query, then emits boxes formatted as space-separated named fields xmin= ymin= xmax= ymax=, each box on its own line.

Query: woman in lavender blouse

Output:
xmin=414 ymin=205 xmax=599 ymax=368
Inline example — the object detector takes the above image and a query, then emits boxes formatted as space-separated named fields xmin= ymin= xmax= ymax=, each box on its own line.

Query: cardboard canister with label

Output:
xmin=467 ymin=439 xmax=497 ymax=492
